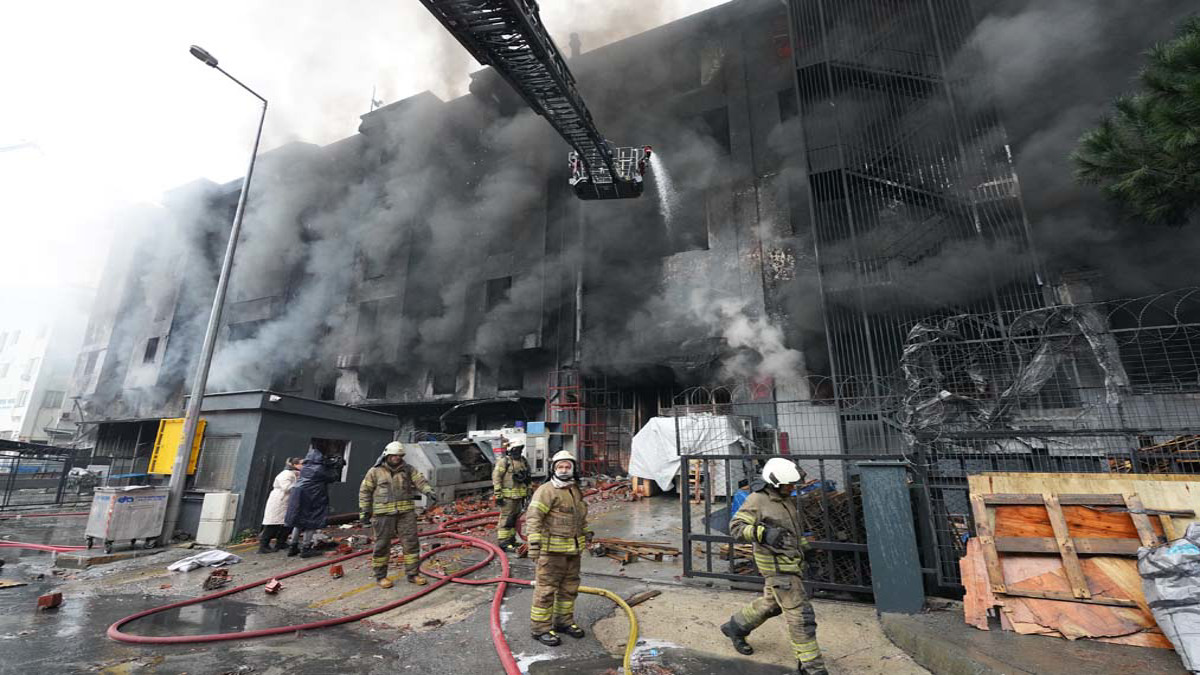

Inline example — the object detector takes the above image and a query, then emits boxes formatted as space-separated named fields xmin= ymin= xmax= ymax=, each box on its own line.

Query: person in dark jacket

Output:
xmin=285 ymin=445 xmax=345 ymax=558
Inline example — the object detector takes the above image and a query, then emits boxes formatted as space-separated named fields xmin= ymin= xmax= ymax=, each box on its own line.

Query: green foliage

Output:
xmin=1073 ymin=16 xmax=1200 ymax=224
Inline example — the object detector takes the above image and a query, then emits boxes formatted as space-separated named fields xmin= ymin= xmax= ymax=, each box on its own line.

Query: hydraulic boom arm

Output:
xmin=415 ymin=0 xmax=648 ymax=200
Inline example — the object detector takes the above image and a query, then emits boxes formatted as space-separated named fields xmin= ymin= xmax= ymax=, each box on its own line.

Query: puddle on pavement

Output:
xmin=528 ymin=648 xmax=791 ymax=674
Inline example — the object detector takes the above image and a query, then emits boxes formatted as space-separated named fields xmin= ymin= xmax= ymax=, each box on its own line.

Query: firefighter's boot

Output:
xmin=721 ymin=618 xmax=754 ymax=655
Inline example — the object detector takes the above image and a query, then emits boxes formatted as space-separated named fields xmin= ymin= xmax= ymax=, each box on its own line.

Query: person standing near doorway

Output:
xmin=259 ymin=456 xmax=301 ymax=554
xmin=285 ymin=444 xmax=345 ymax=558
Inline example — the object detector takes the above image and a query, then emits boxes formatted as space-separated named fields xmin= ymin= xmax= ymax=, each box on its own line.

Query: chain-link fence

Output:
xmin=900 ymin=288 xmax=1200 ymax=589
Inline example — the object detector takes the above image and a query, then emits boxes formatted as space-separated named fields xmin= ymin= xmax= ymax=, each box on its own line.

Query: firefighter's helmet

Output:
xmin=762 ymin=457 xmax=803 ymax=488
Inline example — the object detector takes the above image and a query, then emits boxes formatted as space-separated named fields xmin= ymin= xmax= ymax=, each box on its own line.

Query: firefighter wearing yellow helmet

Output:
xmin=358 ymin=441 xmax=437 ymax=588
xmin=722 ymin=457 xmax=826 ymax=675
xmin=524 ymin=450 xmax=593 ymax=646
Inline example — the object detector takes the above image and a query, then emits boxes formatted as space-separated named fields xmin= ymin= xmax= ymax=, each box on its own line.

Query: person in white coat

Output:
xmin=259 ymin=457 xmax=302 ymax=553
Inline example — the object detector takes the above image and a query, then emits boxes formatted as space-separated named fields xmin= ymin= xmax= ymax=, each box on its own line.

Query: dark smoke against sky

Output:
xmin=0 ymin=0 xmax=725 ymax=320
xmin=956 ymin=0 xmax=1200 ymax=297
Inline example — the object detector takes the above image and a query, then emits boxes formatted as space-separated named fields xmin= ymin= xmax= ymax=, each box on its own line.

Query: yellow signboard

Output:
xmin=148 ymin=418 xmax=206 ymax=475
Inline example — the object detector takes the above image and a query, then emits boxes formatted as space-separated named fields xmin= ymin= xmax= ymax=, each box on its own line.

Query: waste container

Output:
xmin=85 ymin=486 xmax=170 ymax=554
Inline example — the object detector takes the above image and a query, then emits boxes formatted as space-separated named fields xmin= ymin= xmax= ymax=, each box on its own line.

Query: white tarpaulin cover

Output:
xmin=629 ymin=415 xmax=751 ymax=493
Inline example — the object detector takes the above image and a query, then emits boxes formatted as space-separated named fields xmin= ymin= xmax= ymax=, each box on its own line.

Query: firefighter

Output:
xmin=492 ymin=442 xmax=532 ymax=551
xmin=358 ymin=442 xmax=438 ymax=589
xmin=721 ymin=458 xmax=827 ymax=675
xmin=525 ymin=450 xmax=593 ymax=646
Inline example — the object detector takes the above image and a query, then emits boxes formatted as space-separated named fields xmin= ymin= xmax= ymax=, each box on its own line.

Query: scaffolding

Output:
xmin=545 ymin=369 xmax=623 ymax=475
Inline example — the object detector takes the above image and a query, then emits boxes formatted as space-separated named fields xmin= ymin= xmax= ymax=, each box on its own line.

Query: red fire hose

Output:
xmin=104 ymin=484 xmax=632 ymax=672
xmin=0 ymin=541 xmax=87 ymax=553
xmin=0 ymin=511 xmax=89 ymax=519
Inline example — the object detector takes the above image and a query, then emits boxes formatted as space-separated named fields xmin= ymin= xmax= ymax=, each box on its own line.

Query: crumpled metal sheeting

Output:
xmin=899 ymin=303 xmax=1133 ymax=439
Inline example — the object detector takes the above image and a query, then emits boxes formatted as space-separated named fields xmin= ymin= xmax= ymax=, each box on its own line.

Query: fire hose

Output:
xmin=106 ymin=509 xmax=639 ymax=674
xmin=0 ymin=541 xmax=87 ymax=553
xmin=0 ymin=511 xmax=89 ymax=519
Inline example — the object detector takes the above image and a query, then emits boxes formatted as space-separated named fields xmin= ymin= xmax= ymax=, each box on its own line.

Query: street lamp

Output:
xmin=159 ymin=46 xmax=268 ymax=545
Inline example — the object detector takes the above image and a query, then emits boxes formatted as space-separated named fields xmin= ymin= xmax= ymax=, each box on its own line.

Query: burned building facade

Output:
xmin=68 ymin=0 xmax=809 ymax=457
xmin=67 ymin=0 xmax=1200 ymax=508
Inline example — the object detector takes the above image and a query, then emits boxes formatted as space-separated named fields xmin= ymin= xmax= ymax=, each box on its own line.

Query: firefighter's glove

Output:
xmin=585 ymin=531 xmax=595 ymax=545
xmin=762 ymin=526 xmax=788 ymax=549
xmin=425 ymin=493 xmax=438 ymax=507
xmin=360 ymin=513 xmax=372 ymax=526
xmin=495 ymin=496 xmax=506 ymax=507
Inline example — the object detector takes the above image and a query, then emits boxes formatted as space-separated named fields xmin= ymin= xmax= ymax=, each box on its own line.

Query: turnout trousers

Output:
xmin=496 ymin=497 xmax=526 ymax=545
xmin=371 ymin=512 xmax=419 ymax=579
xmin=529 ymin=553 xmax=581 ymax=635
xmin=733 ymin=573 xmax=825 ymax=670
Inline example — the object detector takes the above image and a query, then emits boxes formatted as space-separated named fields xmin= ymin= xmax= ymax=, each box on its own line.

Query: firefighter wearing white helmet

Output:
xmin=524 ymin=450 xmax=594 ymax=646
xmin=358 ymin=441 xmax=437 ymax=588
xmin=721 ymin=457 xmax=827 ymax=675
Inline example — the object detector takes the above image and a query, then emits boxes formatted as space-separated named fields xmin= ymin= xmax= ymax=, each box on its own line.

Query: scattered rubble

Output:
xmin=202 ymin=569 xmax=232 ymax=591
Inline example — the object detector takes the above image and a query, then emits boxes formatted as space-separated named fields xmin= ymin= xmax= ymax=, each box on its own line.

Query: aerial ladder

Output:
xmin=415 ymin=0 xmax=650 ymax=200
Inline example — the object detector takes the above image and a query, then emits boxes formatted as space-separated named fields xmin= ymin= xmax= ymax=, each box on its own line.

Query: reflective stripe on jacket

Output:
xmin=359 ymin=463 xmax=432 ymax=515
xmin=492 ymin=456 xmax=531 ymax=499
xmin=524 ymin=482 xmax=593 ymax=554
xmin=730 ymin=487 xmax=809 ymax=575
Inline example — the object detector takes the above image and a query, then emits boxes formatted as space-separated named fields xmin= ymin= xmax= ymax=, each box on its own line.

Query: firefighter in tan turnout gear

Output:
xmin=721 ymin=457 xmax=827 ymax=675
xmin=492 ymin=442 xmax=532 ymax=551
xmin=525 ymin=450 xmax=594 ymax=646
xmin=358 ymin=442 xmax=438 ymax=589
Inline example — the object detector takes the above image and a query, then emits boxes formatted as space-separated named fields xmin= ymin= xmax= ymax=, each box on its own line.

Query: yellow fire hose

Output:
xmin=579 ymin=586 xmax=639 ymax=672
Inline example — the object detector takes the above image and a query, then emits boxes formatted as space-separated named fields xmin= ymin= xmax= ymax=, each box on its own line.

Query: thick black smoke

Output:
xmin=957 ymin=0 xmax=1200 ymax=298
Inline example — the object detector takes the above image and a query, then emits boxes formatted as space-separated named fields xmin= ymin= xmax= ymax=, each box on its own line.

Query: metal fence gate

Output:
xmin=0 ymin=440 xmax=91 ymax=512
xmin=672 ymin=392 xmax=882 ymax=596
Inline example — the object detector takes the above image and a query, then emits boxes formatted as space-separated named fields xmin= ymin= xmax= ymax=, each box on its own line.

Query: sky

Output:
xmin=0 ymin=0 xmax=727 ymax=313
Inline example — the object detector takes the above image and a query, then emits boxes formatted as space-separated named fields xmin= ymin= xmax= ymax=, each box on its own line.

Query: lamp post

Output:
xmin=159 ymin=46 xmax=267 ymax=544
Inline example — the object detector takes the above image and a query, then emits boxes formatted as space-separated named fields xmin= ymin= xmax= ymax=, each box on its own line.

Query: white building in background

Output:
xmin=0 ymin=288 xmax=92 ymax=443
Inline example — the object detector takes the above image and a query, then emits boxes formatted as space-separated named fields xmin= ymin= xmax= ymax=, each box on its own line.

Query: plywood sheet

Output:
xmin=969 ymin=473 xmax=1200 ymax=535
xmin=992 ymin=504 xmax=1166 ymax=540
xmin=960 ymin=538 xmax=993 ymax=630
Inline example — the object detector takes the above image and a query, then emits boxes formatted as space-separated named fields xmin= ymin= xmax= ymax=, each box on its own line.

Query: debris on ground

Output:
xmin=624 ymin=590 xmax=662 ymax=607
xmin=36 ymin=592 xmax=63 ymax=610
xmin=168 ymin=550 xmax=242 ymax=572
xmin=202 ymin=569 xmax=233 ymax=591
xmin=590 ymin=538 xmax=679 ymax=563
xmin=264 ymin=579 xmax=283 ymax=594
xmin=330 ymin=564 xmax=344 ymax=578
xmin=0 ymin=580 xmax=28 ymax=589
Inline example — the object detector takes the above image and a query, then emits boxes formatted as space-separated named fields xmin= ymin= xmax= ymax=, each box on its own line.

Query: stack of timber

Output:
xmin=590 ymin=538 xmax=679 ymax=564
xmin=962 ymin=472 xmax=1199 ymax=649
xmin=1109 ymin=435 xmax=1200 ymax=474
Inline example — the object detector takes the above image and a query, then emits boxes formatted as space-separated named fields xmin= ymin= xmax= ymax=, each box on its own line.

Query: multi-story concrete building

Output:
xmin=68 ymin=0 xmax=810 ymax=457
xmin=0 ymin=289 xmax=91 ymax=443
xmin=66 ymin=0 xmax=1200 ymax=480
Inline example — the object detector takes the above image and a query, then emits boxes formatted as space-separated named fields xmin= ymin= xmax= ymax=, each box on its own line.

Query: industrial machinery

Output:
xmin=415 ymin=0 xmax=650 ymax=200
xmin=468 ymin=424 xmax=577 ymax=479
xmin=402 ymin=439 xmax=499 ymax=504
xmin=84 ymin=485 xmax=170 ymax=553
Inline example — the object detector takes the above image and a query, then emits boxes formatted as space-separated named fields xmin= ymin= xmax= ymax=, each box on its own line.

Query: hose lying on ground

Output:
xmin=0 ymin=541 xmax=87 ymax=553
xmin=0 ymin=511 xmax=89 ymax=519
xmin=106 ymin=509 xmax=639 ymax=674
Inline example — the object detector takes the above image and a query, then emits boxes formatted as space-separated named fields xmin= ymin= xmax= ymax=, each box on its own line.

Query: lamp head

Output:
xmin=189 ymin=45 xmax=218 ymax=68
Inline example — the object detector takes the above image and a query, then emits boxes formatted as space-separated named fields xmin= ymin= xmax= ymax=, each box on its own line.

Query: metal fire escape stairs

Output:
xmin=415 ymin=0 xmax=650 ymax=200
